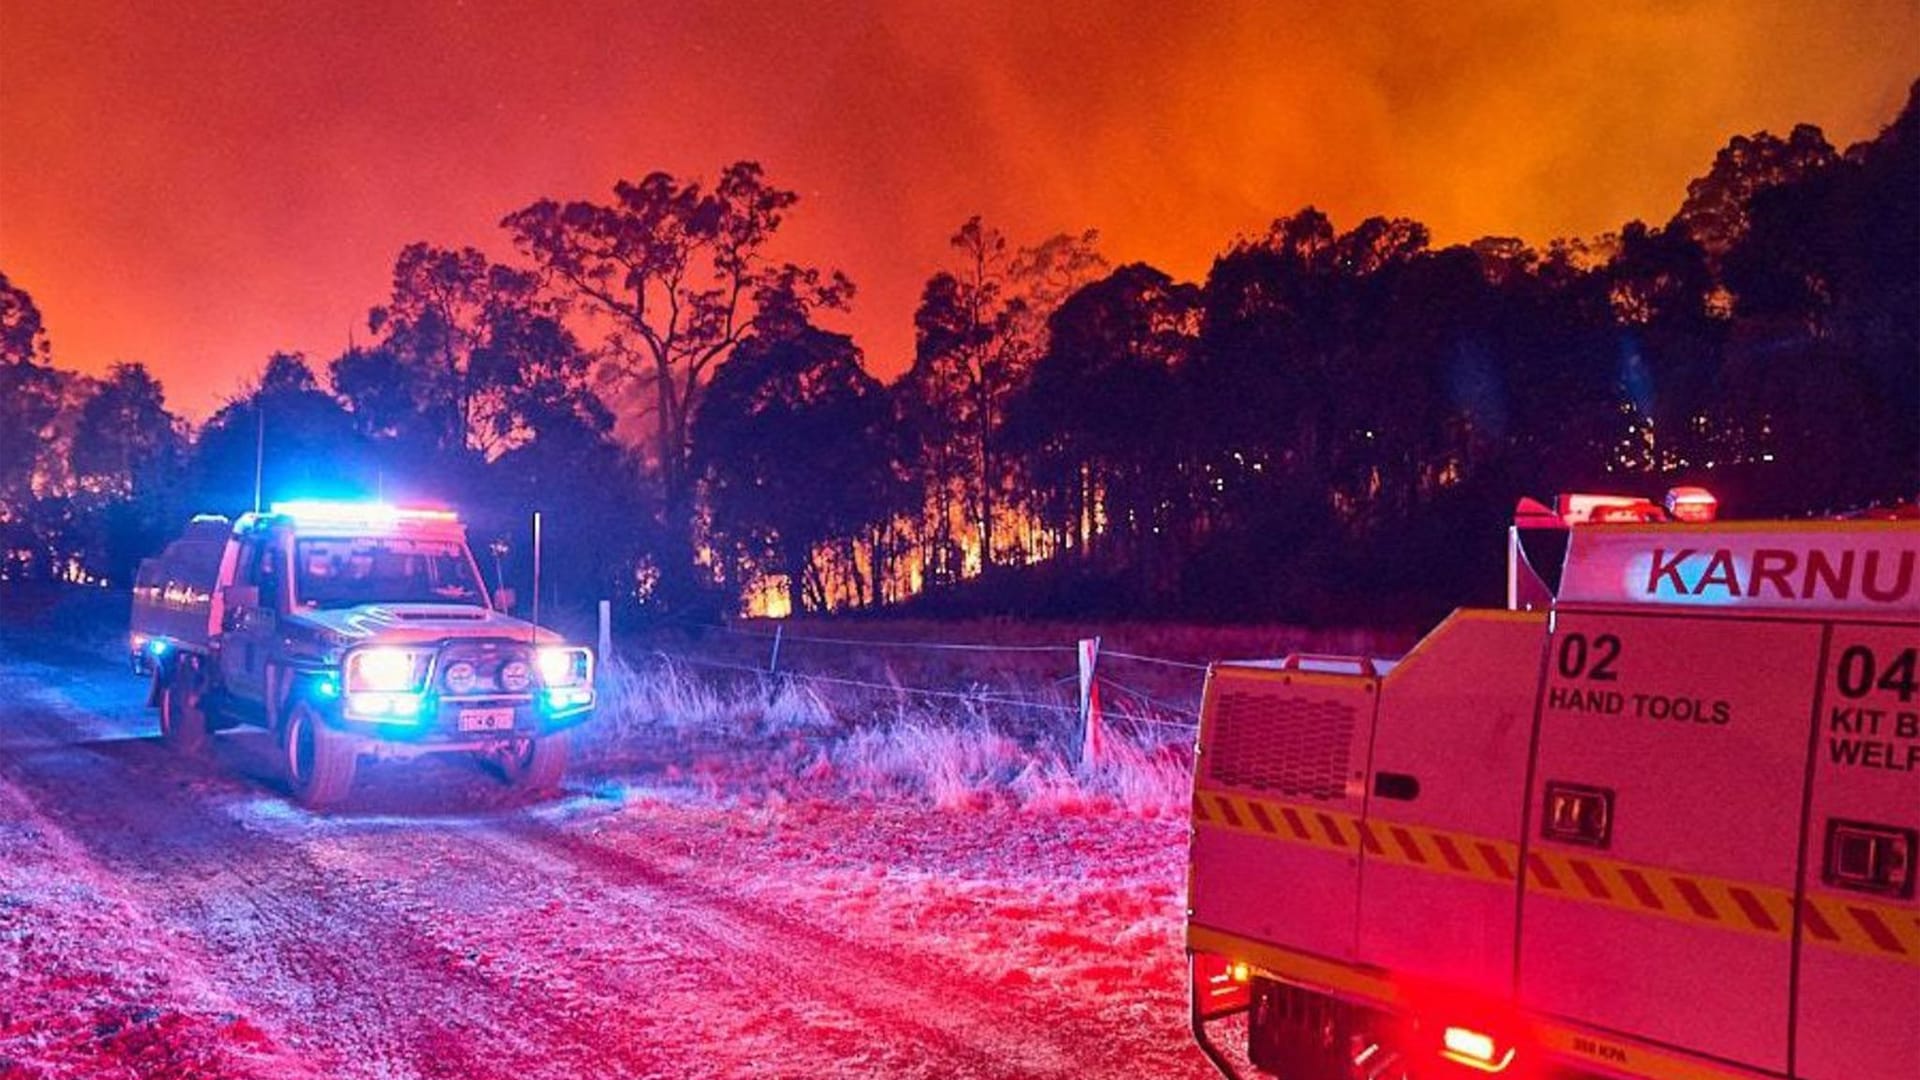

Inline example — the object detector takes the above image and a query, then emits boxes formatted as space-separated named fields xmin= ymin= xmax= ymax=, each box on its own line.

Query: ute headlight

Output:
xmin=344 ymin=647 xmax=430 ymax=693
xmin=443 ymin=660 xmax=477 ymax=694
xmin=536 ymin=646 xmax=591 ymax=688
xmin=500 ymin=659 xmax=532 ymax=692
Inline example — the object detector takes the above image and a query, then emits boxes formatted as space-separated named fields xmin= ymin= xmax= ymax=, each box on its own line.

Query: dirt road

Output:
xmin=0 ymin=634 xmax=1214 ymax=1080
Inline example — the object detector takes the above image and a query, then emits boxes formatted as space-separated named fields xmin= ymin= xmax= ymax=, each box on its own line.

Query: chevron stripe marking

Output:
xmin=1849 ymin=906 xmax=1904 ymax=956
xmin=1672 ymin=878 xmax=1718 ymax=922
xmin=1192 ymin=786 xmax=1920 ymax=966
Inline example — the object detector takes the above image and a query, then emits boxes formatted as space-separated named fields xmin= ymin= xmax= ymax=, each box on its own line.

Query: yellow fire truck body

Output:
xmin=1187 ymin=499 xmax=1918 ymax=1080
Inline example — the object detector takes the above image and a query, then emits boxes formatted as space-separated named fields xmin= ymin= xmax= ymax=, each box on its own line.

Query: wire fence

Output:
xmin=617 ymin=620 xmax=1219 ymax=740
xmin=703 ymin=623 xmax=1078 ymax=655
xmin=646 ymin=647 xmax=1091 ymax=716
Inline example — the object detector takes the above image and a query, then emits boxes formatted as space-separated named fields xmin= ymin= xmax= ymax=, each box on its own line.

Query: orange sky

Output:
xmin=2 ymin=0 xmax=1915 ymax=419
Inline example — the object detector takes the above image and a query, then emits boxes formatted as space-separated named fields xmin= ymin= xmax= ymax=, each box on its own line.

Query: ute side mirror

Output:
xmin=225 ymin=584 xmax=260 ymax=610
xmin=491 ymin=587 xmax=516 ymax=612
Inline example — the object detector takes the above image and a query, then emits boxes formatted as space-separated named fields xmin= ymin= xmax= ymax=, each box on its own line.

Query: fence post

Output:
xmin=596 ymin=599 xmax=611 ymax=674
xmin=768 ymin=623 xmax=784 ymax=675
xmin=1078 ymin=636 xmax=1103 ymax=767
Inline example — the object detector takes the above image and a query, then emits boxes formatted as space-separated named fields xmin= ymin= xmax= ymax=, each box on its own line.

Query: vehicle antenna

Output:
xmin=531 ymin=510 xmax=542 ymax=643
xmin=252 ymin=408 xmax=264 ymax=513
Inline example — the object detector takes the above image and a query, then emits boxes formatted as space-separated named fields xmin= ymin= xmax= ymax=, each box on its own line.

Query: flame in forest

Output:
xmin=738 ymin=500 xmax=1073 ymax=618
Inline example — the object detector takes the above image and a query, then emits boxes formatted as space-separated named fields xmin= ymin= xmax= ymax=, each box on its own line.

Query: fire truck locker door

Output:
xmin=1189 ymin=666 xmax=1380 ymax=962
xmin=217 ymin=538 xmax=278 ymax=704
xmin=1356 ymin=610 xmax=1546 ymax=997
xmin=1794 ymin=624 xmax=1919 ymax=1080
xmin=1520 ymin=610 xmax=1818 ymax=1074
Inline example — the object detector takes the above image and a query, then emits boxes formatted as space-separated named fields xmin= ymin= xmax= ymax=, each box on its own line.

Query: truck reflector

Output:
xmin=1190 ymin=952 xmax=1252 ymax=1019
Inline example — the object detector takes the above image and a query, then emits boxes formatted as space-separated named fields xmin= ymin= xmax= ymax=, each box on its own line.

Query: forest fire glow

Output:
xmin=2 ymin=5 xmax=1916 ymax=621
xmin=5 ymin=4 xmax=1918 ymax=415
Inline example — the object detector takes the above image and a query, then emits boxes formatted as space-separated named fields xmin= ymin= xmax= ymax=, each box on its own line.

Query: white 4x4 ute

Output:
xmin=131 ymin=500 xmax=595 ymax=806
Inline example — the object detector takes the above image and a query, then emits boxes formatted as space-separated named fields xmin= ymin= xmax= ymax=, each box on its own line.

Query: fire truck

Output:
xmin=1187 ymin=489 xmax=1918 ymax=1080
xmin=131 ymin=501 xmax=595 ymax=806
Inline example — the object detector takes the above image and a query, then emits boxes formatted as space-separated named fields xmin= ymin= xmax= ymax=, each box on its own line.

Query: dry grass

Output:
xmin=578 ymin=652 xmax=1204 ymax=817
xmin=575 ymin=612 xmax=1407 ymax=817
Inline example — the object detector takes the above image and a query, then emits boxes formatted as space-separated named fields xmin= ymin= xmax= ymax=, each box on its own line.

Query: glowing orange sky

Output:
xmin=2 ymin=1 xmax=1915 ymax=418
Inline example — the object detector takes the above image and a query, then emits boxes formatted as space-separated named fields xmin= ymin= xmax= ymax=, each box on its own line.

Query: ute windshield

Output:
xmin=293 ymin=537 xmax=487 ymax=609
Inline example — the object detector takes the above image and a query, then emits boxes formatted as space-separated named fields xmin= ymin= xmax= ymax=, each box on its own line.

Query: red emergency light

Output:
xmin=1663 ymin=486 xmax=1719 ymax=523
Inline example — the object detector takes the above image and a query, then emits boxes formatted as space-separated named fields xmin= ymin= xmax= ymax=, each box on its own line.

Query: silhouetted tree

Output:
xmin=1673 ymin=124 xmax=1838 ymax=259
xmin=69 ymin=363 xmax=187 ymax=584
xmin=1004 ymin=262 xmax=1200 ymax=597
xmin=1 ymin=274 xmax=58 ymax=503
xmin=0 ymin=273 xmax=72 ymax=579
xmin=189 ymin=353 xmax=371 ymax=514
xmin=1715 ymin=80 xmax=1920 ymax=511
xmin=503 ymin=162 xmax=852 ymax=609
xmin=358 ymin=242 xmax=587 ymax=460
xmin=896 ymin=219 xmax=1105 ymax=581
xmin=694 ymin=323 xmax=889 ymax=614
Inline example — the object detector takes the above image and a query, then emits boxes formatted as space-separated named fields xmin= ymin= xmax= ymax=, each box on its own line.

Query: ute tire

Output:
xmin=157 ymin=657 xmax=210 ymax=755
xmin=495 ymin=732 xmax=570 ymax=794
xmin=283 ymin=700 xmax=357 ymax=808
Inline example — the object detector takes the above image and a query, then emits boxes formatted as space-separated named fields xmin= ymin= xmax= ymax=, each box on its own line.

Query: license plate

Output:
xmin=458 ymin=707 xmax=516 ymax=732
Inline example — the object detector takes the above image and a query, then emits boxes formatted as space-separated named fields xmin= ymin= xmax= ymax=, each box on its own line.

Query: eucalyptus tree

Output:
xmin=503 ymin=162 xmax=850 ymax=606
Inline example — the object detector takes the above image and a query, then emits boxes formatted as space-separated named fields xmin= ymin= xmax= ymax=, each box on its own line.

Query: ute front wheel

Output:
xmin=157 ymin=657 xmax=210 ymax=755
xmin=283 ymin=701 xmax=357 ymax=807
xmin=493 ymin=732 xmax=569 ymax=794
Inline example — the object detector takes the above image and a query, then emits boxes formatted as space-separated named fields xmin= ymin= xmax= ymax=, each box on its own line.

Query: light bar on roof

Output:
xmin=269 ymin=500 xmax=459 ymax=527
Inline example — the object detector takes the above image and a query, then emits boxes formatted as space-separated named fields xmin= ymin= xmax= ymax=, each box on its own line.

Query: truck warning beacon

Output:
xmin=130 ymin=501 xmax=595 ymax=806
xmin=1186 ymin=490 xmax=1918 ymax=1080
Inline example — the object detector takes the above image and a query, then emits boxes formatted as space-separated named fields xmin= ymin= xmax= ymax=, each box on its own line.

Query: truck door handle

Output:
xmin=1542 ymin=782 xmax=1613 ymax=848
xmin=1372 ymin=772 xmax=1420 ymax=801
xmin=1823 ymin=820 xmax=1916 ymax=899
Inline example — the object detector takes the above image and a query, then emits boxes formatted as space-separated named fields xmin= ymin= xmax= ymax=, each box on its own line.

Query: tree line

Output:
xmin=2 ymin=84 xmax=1914 ymax=624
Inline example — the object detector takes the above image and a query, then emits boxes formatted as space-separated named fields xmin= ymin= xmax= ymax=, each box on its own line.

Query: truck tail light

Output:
xmin=1397 ymin=979 xmax=1527 ymax=1076
xmin=1441 ymin=1025 xmax=1516 ymax=1073
xmin=1191 ymin=952 xmax=1251 ymax=1019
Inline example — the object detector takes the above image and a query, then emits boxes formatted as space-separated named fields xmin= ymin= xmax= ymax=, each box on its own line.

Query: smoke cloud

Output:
xmin=3 ymin=0 xmax=1914 ymax=415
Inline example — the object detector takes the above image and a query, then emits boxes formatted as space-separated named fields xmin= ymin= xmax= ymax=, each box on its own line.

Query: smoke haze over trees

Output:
xmin=3 ymin=85 xmax=1915 ymax=624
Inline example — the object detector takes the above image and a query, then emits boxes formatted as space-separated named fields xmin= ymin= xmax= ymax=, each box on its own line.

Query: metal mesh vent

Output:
xmin=1206 ymin=688 xmax=1355 ymax=800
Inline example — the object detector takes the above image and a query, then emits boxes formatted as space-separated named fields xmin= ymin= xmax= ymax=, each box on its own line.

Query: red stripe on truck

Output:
xmin=1478 ymin=843 xmax=1515 ymax=882
xmin=1246 ymin=801 xmax=1275 ymax=835
xmin=1617 ymin=868 xmax=1665 ymax=912
xmin=1799 ymin=901 xmax=1839 ymax=942
xmin=1570 ymin=860 xmax=1612 ymax=900
xmin=1280 ymin=806 xmax=1311 ymax=841
xmin=1390 ymin=826 xmax=1426 ymax=865
xmin=1848 ymin=907 xmax=1905 ymax=955
xmin=1672 ymin=878 xmax=1719 ymax=921
xmin=1729 ymin=887 xmax=1777 ymax=933
xmin=1431 ymin=833 xmax=1471 ymax=873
